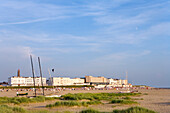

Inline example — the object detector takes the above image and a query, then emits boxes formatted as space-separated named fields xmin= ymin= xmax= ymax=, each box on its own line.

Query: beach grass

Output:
xmin=110 ymin=99 xmax=138 ymax=104
xmin=0 ymin=96 xmax=58 ymax=105
xmin=80 ymin=106 xmax=156 ymax=113
xmin=0 ymin=105 xmax=27 ymax=113
xmin=60 ymin=93 xmax=140 ymax=101
xmin=0 ymin=105 xmax=61 ymax=113
xmin=46 ymin=100 xmax=101 ymax=107
xmin=0 ymin=105 xmax=156 ymax=113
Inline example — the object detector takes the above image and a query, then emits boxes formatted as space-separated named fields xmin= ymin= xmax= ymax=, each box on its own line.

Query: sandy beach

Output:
xmin=0 ymin=88 xmax=170 ymax=113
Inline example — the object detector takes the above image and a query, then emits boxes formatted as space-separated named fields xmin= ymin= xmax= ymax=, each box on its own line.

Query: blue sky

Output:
xmin=0 ymin=0 xmax=170 ymax=87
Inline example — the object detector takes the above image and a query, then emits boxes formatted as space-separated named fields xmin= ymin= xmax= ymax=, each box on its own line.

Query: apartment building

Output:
xmin=85 ymin=76 xmax=109 ymax=85
xmin=107 ymin=78 xmax=132 ymax=87
xmin=8 ymin=76 xmax=46 ymax=86
xmin=25 ymin=77 xmax=46 ymax=86
xmin=47 ymin=77 xmax=85 ymax=86
xmin=8 ymin=76 xmax=25 ymax=86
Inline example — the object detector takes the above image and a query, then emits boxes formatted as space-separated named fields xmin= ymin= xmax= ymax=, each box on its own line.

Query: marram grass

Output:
xmin=0 ymin=105 xmax=156 ymax=113
xmin=0 ymin=96 xmax=58 ymax=105
xmin=46 ymin=101 xmax=101 ymax=107
xmin=110 ymin=99 xmax=138 ymax=104
xmin=80 ymin=106 xmax=156 ymax=113
xmin=60 ymin=93 xmax=140 ymax=101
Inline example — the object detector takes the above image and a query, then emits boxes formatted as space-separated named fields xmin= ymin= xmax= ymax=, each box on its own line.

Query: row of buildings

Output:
xmin=8 ymin=70 xmax=131 ymax=87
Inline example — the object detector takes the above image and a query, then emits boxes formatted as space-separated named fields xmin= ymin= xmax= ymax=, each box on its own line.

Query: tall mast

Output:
xmin=30 ymin=55 xmax=36 ymax=97
xmin=38 ymin=57 xmax=45 ymax=96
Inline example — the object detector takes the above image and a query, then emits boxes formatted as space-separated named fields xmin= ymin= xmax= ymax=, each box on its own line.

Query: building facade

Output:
xmin=107 ymin=78 xmax=132 ymax=87
xmin=8 ymin=73 xmax=131 ymax=87
xmin=47 ymin=77 xmax=85 ymax=86
xmin=8 ymin=76 xmax=46 ymax=86
xmin=85 ymin=76 xmax=109 ymax=85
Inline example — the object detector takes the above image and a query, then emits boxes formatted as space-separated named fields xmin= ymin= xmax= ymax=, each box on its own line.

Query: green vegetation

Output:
xmin=133 ymin=98 xmax=144 ymax=100
xmin=0 ymin=105 xmax=66 ymax=113
xmin=46 ymin=101 xmax=101 ymax=107
xmin=0 ymin=105 xmax=156 ymax=113
xmin=61 ymin=93 xmax=140 ymax=101
xmin=79 ymin=109 xmax=100 ymax=113
xmin=0 ymin=92 xmax=140 ymax=108
xmin=143 ymin=93 xmax=148 ymax=95
xmin=133 ymin=85 xmax=149 ymax=87
xmin=0 ymin=96 xmax=58 ymax=105
xmin=122 ymin=96 xmax=131 ymax=100
xmin=112 ymin=106 xmax=156 ymax=113
xmin=0 ymin=105 xmax=26 ymax=113
xmin=80 ymin=106 xmax=156 ymax=113
xmin=110 ymin=99 xmax=138 ymax=104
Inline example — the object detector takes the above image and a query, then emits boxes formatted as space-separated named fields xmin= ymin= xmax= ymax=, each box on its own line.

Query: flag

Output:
xmin=52 ymin=69 xmax=54 ymax=72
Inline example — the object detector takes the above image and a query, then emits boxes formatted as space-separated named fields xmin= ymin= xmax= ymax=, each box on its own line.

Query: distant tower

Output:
xmin=126 ymin=71 xmax=128 ymax=85
xmin=126 ymin=71 xmax=128 ymax=80
xmin=17 ymin=69 xmax=20 ymax=77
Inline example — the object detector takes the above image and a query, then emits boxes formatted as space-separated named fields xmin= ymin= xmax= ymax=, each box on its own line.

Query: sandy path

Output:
xmin=136 ymin=89 xmax=170 ymax=113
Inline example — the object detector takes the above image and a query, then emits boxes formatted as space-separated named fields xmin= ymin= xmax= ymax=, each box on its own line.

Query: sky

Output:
xmin=0 ymin=0 xmax=170 ymax=87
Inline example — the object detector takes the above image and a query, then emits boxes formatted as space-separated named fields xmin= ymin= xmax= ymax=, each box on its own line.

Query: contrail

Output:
xmin=0 ymin=16 xmax=68 ymax=26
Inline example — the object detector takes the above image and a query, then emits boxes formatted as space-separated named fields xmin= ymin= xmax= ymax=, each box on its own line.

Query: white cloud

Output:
xmin=0 ymin=16 xmax=68 ymax=26
xmin=34 ymin=47 xmax=73 ymax=54
xmin=87 ymin=0 xmax=170 ymax=45
xmin=145 ymin=22 xmax=170 ymax=36
xmin=91 ymin=50 xmax=151 ymax=65
xmin=0 ymin=0 xmax=74 ymax=26
xmin=0 ymin=29 xmax=105 ymax=53
xmin=0 ymin=46 xmax=34 ymax=60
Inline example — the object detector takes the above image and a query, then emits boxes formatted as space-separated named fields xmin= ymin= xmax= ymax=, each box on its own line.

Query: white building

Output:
xmin=107 ymin=78 xmax=131 ymax=87
xmin=25 ymin=77 xmax=46 ymax=86
xmin=8 ymin=76 xmax=46 ymax=86
xmin=8 ymin=76 xmax=25 ymax=86
xmin=47 ymin=77 xmax=85 ymax=86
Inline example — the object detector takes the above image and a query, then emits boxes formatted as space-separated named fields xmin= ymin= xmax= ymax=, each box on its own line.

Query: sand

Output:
xmin=0 ymin=88 xmax=170 ymax=113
